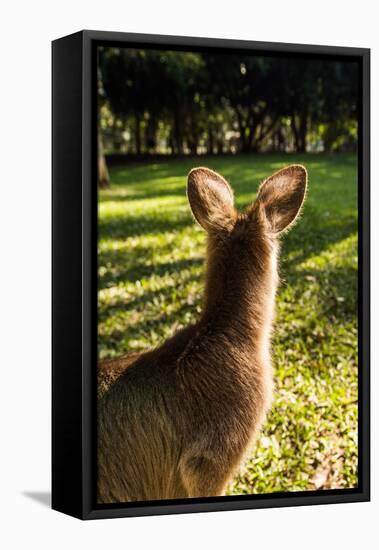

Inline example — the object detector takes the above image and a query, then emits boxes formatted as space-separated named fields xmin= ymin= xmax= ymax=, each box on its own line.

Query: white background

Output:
xmin=0 ymin=1 xmax=377 ymax=548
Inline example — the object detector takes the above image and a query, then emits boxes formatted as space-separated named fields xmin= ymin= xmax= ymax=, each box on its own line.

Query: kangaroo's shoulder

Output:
xmin=98 ymin=323 xmax=199 ymax=398
xmin=98 ymin=352 xmax=142 ymax=398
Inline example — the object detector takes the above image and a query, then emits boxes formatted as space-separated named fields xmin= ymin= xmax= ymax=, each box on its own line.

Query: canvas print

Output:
xmin=96 ymin=45 xmax=359 ymax=504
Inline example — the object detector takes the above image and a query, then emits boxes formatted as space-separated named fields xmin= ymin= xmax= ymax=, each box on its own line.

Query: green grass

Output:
xmin=98 ymin=153 xmax=358 ymax=494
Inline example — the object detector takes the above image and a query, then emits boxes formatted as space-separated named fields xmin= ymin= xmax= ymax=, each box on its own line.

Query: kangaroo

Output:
xmin=97 ymin=164 xmax=308 ymax=503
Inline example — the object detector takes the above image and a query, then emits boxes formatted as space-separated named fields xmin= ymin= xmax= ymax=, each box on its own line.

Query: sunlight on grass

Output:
xmin=98 ymin=153 xmax=358 ymax=493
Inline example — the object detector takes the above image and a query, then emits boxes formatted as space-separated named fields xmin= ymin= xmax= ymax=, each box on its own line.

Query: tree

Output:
xmin=98 ymin=64 xmax=110 ymax=187
xmin=98 ymin=47 xmax=359 ymax=160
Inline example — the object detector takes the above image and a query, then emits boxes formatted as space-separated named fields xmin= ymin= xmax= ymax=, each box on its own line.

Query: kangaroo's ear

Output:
xmin=254 ymin=165 xmax=308 ymax=234
xmin=187 ymin=167 xmax=236 ymax=232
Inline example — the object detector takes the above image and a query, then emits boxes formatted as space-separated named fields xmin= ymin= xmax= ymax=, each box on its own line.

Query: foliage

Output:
xmin=99 ymin=48 xmax=359 ymax=155
xmin=98 ymin=153 xmax=358 ymax=493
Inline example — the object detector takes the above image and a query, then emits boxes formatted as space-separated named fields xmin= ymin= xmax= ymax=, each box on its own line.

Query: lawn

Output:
xmin=98 ymin=153 xmax=358 ymax=494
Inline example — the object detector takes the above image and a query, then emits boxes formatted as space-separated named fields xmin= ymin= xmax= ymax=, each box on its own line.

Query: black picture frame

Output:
xmin=52 ymin=30 xmax=370 ymax=520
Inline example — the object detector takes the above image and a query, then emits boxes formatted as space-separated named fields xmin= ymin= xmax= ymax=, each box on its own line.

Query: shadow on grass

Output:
xmin=99 ymin=257 xmax=202 ymax=287
xmin=293 ymin=265 xmax=358 ymax=322
xmin=282 ymin=218 xmax=357 ymax=272
xmin=99 ymin=213 xmax=192 ymax=240
xmin=101 ymin=153 xmax=357 ymax=203
xmin=98 ymin=154 xmax=358 ymax=356
xmin=98 ymin=300 xmax=197 ymax=354
xmin=99 ymin=261 xmax=357 ymax=359
xmin=98 ymin=214 xmax=356 ymax=287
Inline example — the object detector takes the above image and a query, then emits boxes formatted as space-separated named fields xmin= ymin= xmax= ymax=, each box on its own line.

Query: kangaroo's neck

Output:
xmin=201 ymin=238 xmax=279 ymax=345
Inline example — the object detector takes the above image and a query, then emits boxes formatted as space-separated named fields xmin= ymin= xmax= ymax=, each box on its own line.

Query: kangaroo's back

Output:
xmin=97 ymin=165 xmax=308 ymax=503
xmin=98 ymin=325 xmax=197 ymax=502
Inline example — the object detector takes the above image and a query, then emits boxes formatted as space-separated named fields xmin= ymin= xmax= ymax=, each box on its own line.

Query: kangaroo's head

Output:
xmin=187 ymin=165 xmax=308 ymax=312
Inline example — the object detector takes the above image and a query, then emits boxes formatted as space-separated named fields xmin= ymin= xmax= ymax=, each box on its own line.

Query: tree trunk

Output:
xmin=174 ymin=108 xmax=184 ymax=154
xmin=252 ymin=119 xmax=277 ymax=152
xmin=145 ymin=114 xmax=157 ymax=153
xmin=98 ymin=131 xmax=110 ymax=188
xmin=208 ymin=124 xmax=214 ymax=155
xmin=291 ymin=112 xmax=307 ymax=153
xmin=239 ymin=124 xmax=250 ymax=153
xmin=291 ymin=113 xmax=300 ymax=152
xmin=298 ymin=113 xmax=307 ymax=153
xmin=246 ymin=108 xmax=256 ymax=151
xmin=236 ymin=110 xmax=249 ymax=153
xmin=216 ymin=137 xmax=223 ymax=155
xmin=135 ymin=112 xmax=141 ymax=155
xmin=188 ymin=112 xmax=198 ymax=155
xmin=276 ymin=126 xmax=285 ymax=152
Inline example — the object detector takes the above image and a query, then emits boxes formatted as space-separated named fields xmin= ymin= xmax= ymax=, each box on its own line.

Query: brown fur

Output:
xmin=97 ymin=164 xmax=308 ymax=503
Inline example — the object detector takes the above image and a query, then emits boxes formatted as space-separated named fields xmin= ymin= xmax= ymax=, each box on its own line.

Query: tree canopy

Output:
xmin=98 ymin=47 xmax=358 ymax=156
